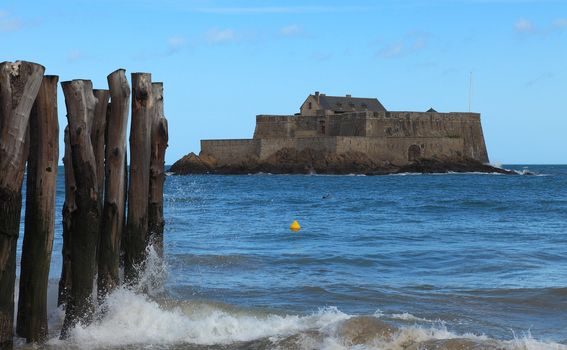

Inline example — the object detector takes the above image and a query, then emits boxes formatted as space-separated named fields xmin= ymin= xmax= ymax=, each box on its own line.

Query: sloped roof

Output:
xmin=317 ymin=94 xmax=387 ymax=113
xmin=426 ymin=108 xmax=438 ymax=113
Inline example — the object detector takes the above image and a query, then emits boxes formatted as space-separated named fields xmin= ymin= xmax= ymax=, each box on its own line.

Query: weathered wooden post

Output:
xmin=0 ymin=60 xmax=44 ymax=349
xmin=124 ymin=73 xmax=152 ymax=283
xmin=92 ymin=89 xmax=110 ymax=215
xmin=98 ymin=70 xmax=129 ymax=297
xmin=148 ymin=82 xmax=168 ymax=257
xmin=16 ymin=75 xmax=59 ymax=343
xmin=58 ymin=127 xmax=75 ymax=307
xmin=121 ymin=149 xmax=128 ymax=266
xmin=60 ymin=80 xmax=100 ymax=336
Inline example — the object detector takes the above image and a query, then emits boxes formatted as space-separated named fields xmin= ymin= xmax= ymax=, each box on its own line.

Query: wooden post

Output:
xmin=124 ymin=73 xmax=152 ymax=283
xmin=98 ymin=70 xmax=129 ymax=297
xmin=148 ymin=83 xmax=168 ymax=256
xmin=58 ymin=127 xmax=75 ymax=307
xmin=0 ymin=60 xmax=45 ymax=349
xmin=60 ymin=80 xmax=100 ymax=337
xmin=121 ymin=149 xmax=128 ymax=266
xmin=92 ymin=89 xmax=109 ymax=215
xmin=16 ymin=75 xmax=59 ymax=343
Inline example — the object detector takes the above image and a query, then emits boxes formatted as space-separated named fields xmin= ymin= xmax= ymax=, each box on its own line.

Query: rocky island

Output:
xmin=171 ymin=92 xmax=513 ymax=175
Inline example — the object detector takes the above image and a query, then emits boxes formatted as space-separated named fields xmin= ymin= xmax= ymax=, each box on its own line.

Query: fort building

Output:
xmin=198 ymin=92 xmax=489 ymax=168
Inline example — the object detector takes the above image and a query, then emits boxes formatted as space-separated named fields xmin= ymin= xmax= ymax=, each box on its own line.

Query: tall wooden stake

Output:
xmin=98 ymin=70 xmax=129 ymax=297
xmin=92 ymin=89 xmax=109 ymax=216
xmin=0 ymin=60 xmax=45 ymax=349
xmin=16 ymin=75 xmax=59 ymax=343
xmin=125 ymin=73 xmax=152 ymax=283
xmin=60 ymin=80 xmax=100 ymax=337
xmin=148 ymin=82 xmax=168 ymax=257
xmin=58 ymin=127 xmax=75 ymax=307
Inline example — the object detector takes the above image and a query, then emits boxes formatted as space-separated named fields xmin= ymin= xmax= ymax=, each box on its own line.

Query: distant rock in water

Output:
xmin=169 ymin=152 xmax=213 ymax=174
xmin=169 ymin=149 xmax=515 ymax=175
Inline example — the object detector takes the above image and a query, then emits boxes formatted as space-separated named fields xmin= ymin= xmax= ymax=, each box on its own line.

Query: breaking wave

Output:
xmin=46 ymin=295 xmax=567 ymax=349
xmin=36 ymin=248 xmax=567 ymax=350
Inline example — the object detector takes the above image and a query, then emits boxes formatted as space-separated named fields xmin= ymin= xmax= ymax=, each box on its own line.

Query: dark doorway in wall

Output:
xmin=408 ymin=144 xmax=421 ymax=161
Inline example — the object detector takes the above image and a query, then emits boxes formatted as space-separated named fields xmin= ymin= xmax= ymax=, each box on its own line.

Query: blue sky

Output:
xmin=1 ymin=0 xmax=566 ymax=164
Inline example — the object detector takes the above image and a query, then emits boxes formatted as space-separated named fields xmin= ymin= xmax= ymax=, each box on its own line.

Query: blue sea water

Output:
xmin=15 ymin=165 xmax=567 ymax=349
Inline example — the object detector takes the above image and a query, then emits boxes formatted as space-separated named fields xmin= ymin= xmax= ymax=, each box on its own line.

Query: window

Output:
xmin=308 ymin=102 xmax=312 ymax=109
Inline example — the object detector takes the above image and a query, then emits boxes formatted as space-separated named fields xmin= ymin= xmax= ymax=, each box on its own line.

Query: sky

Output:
xmin=1 ymin=0 xmax=566 ymax=164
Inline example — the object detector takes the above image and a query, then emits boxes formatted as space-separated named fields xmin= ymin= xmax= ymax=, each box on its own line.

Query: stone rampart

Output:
xmin=253 ymin=115 xmax=294 ymax=138
xmin=256 ymin=137 xmax=338 ymax=159
xmin=201 ymin=135 xmax=468 ymax=166
xmin=202 ymin=110 xmax=489 ymax=166
xmin=201 ymin=139 xmax=259 ymax=164
xmin=335 ymin=137 xmax=464 ymax=164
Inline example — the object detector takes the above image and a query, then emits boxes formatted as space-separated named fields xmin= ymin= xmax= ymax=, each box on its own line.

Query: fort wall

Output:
xmin=202 ymin=111 xmax=489 ymax=166
xmin=201 ymin=136 xmax=467 ymax=166
xmin=253 ymin=115 xmax=294 ymax=138
xmin=257 ymin=137 xmax=339 ymax=159
xmin=327 ymin=113 xmax=367 ymax=137
xmin=335 ymin=137 xmax=465 ymax=164
xmin=201 ymin=139 xmax=259 ymax=164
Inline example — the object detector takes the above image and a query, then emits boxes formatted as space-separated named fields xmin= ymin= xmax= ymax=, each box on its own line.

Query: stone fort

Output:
xmin=200 ymin=92 xmax=489 ymax=166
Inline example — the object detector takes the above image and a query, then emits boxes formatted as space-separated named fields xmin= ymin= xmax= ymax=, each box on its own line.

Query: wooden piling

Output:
xmin=60 ymin=80 xmax=100 ymax=336
xmin=92 ymin=89 xmax=110 ymax=215
xmin=16 ymin=75 xmax=59 ymax=343
xmin=58 ymin=127 xmax=75 ymax=307
xmin=98 ymin=70 xmax=129 ymax=297
xmin=124 ymin=73 xmax=152 ymax=283
xmin=0 ymin=60 xmax=45 ymax=349
xmin=148 ymin=83 xmax=168 ymax=256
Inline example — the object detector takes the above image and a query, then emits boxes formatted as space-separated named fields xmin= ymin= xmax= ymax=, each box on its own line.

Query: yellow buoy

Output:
xmin=290 ymin=220 xmax=301 ymax=232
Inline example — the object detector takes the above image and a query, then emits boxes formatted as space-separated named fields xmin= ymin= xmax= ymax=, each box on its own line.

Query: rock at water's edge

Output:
xmin=170 ymin=149 xmax=516 ymax=175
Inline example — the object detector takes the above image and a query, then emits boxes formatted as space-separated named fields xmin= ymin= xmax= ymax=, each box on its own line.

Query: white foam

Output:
xmin=42 ymin=245 xmax=567 ymax=350
xmin=389 ymin=312 xmax=433 ymax=323
xmin=47 ymin=290 xmax=567 ymax=350
xmin=50 ymin=291 xmax=351 ymax=348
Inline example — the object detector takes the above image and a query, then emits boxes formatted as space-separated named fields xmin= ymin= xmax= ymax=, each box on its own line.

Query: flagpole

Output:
xmin=468 ymin=71 xmax=473 ymax=112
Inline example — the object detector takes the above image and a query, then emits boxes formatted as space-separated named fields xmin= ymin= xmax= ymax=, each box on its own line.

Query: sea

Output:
xmin=13 ymin=165 xmax=567 ymax=349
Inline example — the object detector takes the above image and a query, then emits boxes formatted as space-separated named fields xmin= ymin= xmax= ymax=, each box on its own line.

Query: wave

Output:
xmin=28 ymin=246 xmax=567 ymax=350
xmin=43 ymin=292 xmax=567 ymax=349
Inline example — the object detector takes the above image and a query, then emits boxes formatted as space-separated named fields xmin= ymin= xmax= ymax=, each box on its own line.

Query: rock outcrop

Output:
xmin=169 ymin=149 xmax=516 ymax=175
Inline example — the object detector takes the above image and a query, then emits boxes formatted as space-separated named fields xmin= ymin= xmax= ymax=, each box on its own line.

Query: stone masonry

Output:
xmin=198 ymin=92 xmax=489 ymax=168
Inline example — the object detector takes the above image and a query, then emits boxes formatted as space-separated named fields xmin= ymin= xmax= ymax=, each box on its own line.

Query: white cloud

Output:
xmin=513 ymin=18 xmax=567 ymax=37
xmin=514 ymin=18 xmax=534 ymax=33
xmin=279 ymin=24 xmax=303 ymax=37
xmin=205 ymin=28 xmax=236 ymax=44
xmin=378 ymin=43 xmax=405 ymax=58
xmin=553 ymin=18 xmax=567 ymax=29
xmin=167 ymin=35 xmax=188 ymax=54
xmin=164 ymin=36 xmax=188 ymax=56
xmin=168 ymin=36 xmax=187 ymax=48
xmin=67 ymin=50 xmax=86 ymax=63
xmin=376 ymin=33 xmax=428 ymax=59
xmin=0 ymin=11 xmax=22 ymax=32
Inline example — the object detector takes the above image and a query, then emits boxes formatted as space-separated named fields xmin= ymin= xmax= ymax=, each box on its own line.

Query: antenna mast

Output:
xmin=468 ymin=71 xmax=473 ymax=112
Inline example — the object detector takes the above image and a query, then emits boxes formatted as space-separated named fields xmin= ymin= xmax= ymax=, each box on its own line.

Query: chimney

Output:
xmin=315 ymin=91 xmax=320 ymax=104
